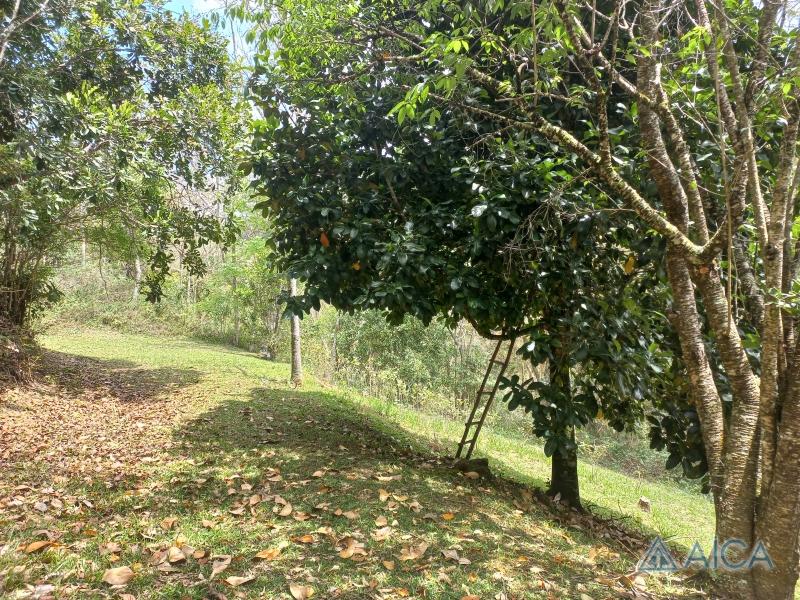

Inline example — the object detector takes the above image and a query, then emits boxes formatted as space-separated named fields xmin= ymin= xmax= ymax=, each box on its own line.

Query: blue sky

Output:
xmin=163 ymin=0 xmax=223 ymax=16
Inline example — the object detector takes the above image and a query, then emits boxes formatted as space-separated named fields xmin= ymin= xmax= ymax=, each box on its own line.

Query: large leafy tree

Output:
xmin=0 ymin=0 xmax=246 ymax=367
xmin=245 ymin=0 xmax=800 ymax=597
xmin=246 ymin=13 xmax=679 ymax=508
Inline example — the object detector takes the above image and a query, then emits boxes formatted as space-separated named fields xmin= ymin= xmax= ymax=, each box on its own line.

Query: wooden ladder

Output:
xmin=455 ymin=337 xmax=516 ymax=460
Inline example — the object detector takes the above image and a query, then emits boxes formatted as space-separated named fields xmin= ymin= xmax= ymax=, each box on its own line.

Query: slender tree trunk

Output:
xmin=289 ymin=277 xmax=302 ymax=386
xmin=547 ymin=357 xmax=581 ymax=509
xmin=132 ymin=254 xmax=142 ymax=301
xmin=232 ymin=274 xmax=240 ymax=346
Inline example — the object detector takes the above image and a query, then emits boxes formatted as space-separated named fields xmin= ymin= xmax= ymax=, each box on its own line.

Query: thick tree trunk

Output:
xmin=547 ymin=357 xmax=581 ymax=509
xmin=548 ymin=427 xmax=581 ymax=510
xmin=289 ymin=277 xmax=302 ymax=387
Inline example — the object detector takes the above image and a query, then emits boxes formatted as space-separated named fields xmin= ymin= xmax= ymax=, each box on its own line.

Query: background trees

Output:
xmin=0 ymin=0 xmax=246 ymax=377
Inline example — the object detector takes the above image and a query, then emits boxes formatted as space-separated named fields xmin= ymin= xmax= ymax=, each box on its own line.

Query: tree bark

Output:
xmin=132 ymin=254 xmax=142 ymax=301
xmin=548 ymin=427 xmax=581 ymax=510
xmin=547 ymin=357 xmax=581 ymax=509
xmin=232 ymin=274 xmax=240 ymax=347
xmin=289 ymin=277 xmax=302 ymax=387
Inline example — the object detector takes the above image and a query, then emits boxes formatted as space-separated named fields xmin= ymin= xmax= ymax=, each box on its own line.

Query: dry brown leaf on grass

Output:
xmin=225 ymin=575 xmax=255 ymax=587
xmin=273 ymin=498 xmax=293 ymax=517
xmin=382 ymin=560 xmax=395 ymax=571
xmin=24 ymin=540 xmax=54 ymax=554
xmin=371 ymin=526 xmax=392 ymax=541
xmin=99 ymin=541 xmax=122 ymax=555
xmin=337 ymin=536 xmax=367 ymax=559
xmin=255 ymin=547 xmax=282 ymax=560
xmin=293 ymin=534 xmax=315 ymax=544
xmin=442 ymin=548 xmax=471 ymax=565
xmin=378 ymin=489 xmax=390 ymax=502
xmin=289 ymin=583 xmax=315 ymax=599
xmin=442 ymin=512 xmax=455 ymax=521
xmin=399 ymin=541 xmax=428 ymax=561
xmin=210 ymin=555 xmax=232 ymax=579
xmin=375 ymin=515 xmax=388 ymax=527
xmin=159 ymin=517 xmax=177 ymax=530
xmin=166 ymin=546 xmax=186 ymax=563
xmin=102 ymin=566 xmax=134 ymax=585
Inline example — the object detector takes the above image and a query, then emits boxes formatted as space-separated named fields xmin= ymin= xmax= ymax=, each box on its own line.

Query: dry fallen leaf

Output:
xmin=99 ymin=541 xmax=122 ymax=555
xmin=293 ymin=534 xmax=315 ymax=544
xmin=166 ymin=546 xmax=186 ymax=563
xmin=462 ymin=471 xmax=480 ymax=480
xmin=160 ymin=517 xmax=177 ymax=531
xmin=289 ymin=583 xmax=315 ymax=599
xmin=442 ymin=548 xmax=460 ymax=562
xmin=382 ymin=560 xmax=395 ymax=571
xmin=274 ymin=502 xmax=293 ymax=517
xmin=24 ymin=540 xmax=53 ymax=554
xmin=210 ymin=555 xmax=232 ymax=579
xmin=372 ymin=526 xmax=392 ymax=541
xmin=378 ymin=489 xmax=390 ymax=502
xmin=375 ymin=515 xmax=388 ymax=527
xmin=442 ymin=512 xmax=455 ymax=521
xmin=225 ymin=575 xmax=255 ymax=587
xmin=102 ymin=566 xmax=134 ymax=586
xmin=399 ymin=541 xmax=429 ymax=561
xmin=255 ymin=547 xmax=282 ymax=560
xmin=337 ymin=536 xmax=367 ymax=559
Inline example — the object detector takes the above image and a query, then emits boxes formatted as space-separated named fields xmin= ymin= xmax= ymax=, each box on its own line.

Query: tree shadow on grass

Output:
xmin=168 ymin=385 xmax=705 ymax=599
xmin=29 ymin=348 xmax=201 ymax=403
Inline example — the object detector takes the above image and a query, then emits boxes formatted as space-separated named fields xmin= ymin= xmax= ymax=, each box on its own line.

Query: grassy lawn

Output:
xmin=0 ymin=327 xmax=711 ymax=599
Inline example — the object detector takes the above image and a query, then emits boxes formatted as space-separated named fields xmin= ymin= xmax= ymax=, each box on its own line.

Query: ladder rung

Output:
xmin=464 ymin=420 xmax=481 ymax=427
xmin=491 ymin=359 xmax=506 ymax=365
xmin=479 ymin=390 xmax=493 ymax=395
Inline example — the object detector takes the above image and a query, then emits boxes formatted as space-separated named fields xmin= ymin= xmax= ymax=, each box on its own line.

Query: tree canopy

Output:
xmin=0 ymin=0 xmax=247 ymax=345
xmin=243 ymin=0 xmax=800 ymax=595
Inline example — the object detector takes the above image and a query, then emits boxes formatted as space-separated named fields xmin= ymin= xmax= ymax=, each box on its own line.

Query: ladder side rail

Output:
xmin=464 ymin=339 xmax=516 ymax=458
xmin=456 ymin=339 xmax=505 ymax=458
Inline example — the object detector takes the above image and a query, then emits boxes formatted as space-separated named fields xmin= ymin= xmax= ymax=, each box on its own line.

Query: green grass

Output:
xmin=0 ymin=327 xmax=711 ymax=598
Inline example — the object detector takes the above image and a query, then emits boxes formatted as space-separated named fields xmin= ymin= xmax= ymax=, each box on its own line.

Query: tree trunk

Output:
xmin=547 ymin=357 xmax=582 ymax=509
xmin=132 ymin=254 xmax=142 ymax=301
xmin=232 ymin=274 xmax=240 ymax=346
xmin=548 ymin=427 xmax=581 ymax=509
xmin=289 ymin=277 xmax=302 ymax=387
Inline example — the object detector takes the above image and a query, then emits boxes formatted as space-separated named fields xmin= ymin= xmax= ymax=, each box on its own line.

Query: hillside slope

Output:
xmin=0 ymin=328 xmax=708 ymax=599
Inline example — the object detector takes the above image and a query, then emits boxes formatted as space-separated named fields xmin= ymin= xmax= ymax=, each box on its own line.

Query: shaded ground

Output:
xmin=0 ymin=328 xmax=707 ymax=599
